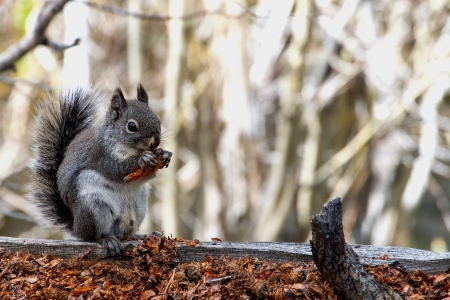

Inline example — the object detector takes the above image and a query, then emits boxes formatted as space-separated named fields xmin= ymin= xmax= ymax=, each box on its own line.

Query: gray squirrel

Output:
xmin=28 ymin=85 xmax=172 ymax=256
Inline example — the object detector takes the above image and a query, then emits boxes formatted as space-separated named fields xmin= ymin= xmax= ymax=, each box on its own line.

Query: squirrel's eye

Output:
xmin=127 ymin=121 xmax=138 ymax=132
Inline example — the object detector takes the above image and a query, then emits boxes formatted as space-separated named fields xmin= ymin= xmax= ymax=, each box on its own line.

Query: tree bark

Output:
xmin=310 ymin=197 xmax=402 ymax=300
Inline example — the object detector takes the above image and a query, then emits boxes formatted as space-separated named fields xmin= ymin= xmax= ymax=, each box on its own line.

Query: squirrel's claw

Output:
xmin=161 ymin=151 xmax=172 ymax=168
xmin=154 ymin=148 xmax=172 ymax=168
xmin=139 ymin=150 xmax=158 ymax=168
xmin=100 ymin=236 xmax=124 ymax=257
xmin=138 ymin=158 xmax=145 ymax=168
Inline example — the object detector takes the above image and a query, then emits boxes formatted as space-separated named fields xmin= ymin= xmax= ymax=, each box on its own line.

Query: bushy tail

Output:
xmin=29 ymin=88 xmax=101 ymax=232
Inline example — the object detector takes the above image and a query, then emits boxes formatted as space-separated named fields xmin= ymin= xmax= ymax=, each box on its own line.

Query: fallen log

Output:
xmin=0 ymin=234 xmax=449 ymax=274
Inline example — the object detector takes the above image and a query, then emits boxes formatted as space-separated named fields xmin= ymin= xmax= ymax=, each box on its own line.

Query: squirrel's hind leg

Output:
xmin=72 ymin=196 xmax=126 ymax=256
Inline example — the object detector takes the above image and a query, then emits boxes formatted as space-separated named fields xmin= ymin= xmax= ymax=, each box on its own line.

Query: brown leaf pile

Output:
xmin=367 ymin=265 xmax=450 ymax=300
xmin=0 ymin=236 xmax=448 ymax=299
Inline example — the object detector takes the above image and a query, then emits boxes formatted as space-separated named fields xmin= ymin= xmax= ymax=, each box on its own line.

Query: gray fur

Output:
xmin=29 ymin=86 xmax=170 ymax=255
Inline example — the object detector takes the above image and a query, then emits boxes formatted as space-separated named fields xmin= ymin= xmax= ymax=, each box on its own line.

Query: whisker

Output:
xmin=161 ymin=128 xmax=175 ymax=140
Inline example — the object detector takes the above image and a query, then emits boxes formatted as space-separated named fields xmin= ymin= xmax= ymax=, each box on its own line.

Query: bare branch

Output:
xmin=0 ymin=0 xmax=321 ymax=74
xmin=77 ymin=1 xmax=247 ymax=21
xmin=0 ymin=206 xmax=36 ymax=223
xmin=0 ymin=0 xmax=71 ymax=73
xmin=42 ymin=37 xmax=80 ymax=51
xmin=0 ymin=76 xmax=52 ymax=91
xmin=75 ymin=0 xmax=322 ymax=21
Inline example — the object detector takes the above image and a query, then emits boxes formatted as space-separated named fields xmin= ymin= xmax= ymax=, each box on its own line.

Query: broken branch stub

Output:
xmin=310 ymin=197 xmax=402 ymax=300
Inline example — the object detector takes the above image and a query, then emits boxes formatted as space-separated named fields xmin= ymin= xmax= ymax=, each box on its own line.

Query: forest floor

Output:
xmin=0 ymin=235 xmax=448 ymax=299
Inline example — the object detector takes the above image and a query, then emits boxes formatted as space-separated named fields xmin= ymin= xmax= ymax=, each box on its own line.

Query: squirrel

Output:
xmin=28 ymin=85 xmax=172 ymax=256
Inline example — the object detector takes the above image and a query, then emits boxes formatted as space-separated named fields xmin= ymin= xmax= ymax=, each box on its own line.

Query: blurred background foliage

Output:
xmin=0 ymin=0 xmax=450 ymax=252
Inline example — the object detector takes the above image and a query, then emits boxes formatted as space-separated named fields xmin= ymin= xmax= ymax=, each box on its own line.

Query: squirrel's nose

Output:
xmin=150 ymin=136 xmax=160 ymax=149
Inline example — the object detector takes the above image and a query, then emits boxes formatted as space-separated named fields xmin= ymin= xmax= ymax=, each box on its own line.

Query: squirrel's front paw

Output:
xmin=138 ymin=150 xmax=158 ymax=168
xmin=154 ymin=148 xmax=172 ymax=168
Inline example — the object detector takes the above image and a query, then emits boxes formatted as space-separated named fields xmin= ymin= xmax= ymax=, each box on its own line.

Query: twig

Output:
xmin=189 ymin=282 xmax=201 ymax=300
xmin=0 ymin=165 xmax=27 ymax=182
xmin=0 ymin=0 xmax=71 ymax=73
xmin=0 ymin=77 xmax=46 ymax=102
xmin=0 ymin=187 xmax=37 ymax=222
xmin=0 ymin=76 xmax=51 ymax=91
xmin=0 ymin=165 xmax=28 ymax=192
xmin=163 ymin=268 xmax=176 ymax=297
xmin=232 ymin=0 xmax=323 ymax=20
xmin=43 ymin=37 xmax=81 ymax=51
xmin=206 ymin=275 xmax=233 ymax=286
xmin=0 ymin=206 xmax=36 ymax=223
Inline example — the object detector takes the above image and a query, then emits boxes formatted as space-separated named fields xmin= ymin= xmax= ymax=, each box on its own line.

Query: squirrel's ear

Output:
xmin=136 ymin=84 xmax=148 ymax=104
xmin=110 ymin=87 xmax=127 ymax=120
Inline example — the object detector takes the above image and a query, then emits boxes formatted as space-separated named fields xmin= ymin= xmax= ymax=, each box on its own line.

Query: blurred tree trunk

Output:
xmin=360 ymin=0 xmax=450 ymax=247
xmin=127 ymin=0 xmax=153 ymax=234
xmin=395 ymin=9 xmax=450 ymax=246
xmin=198 ymin=70 xmax=225 ymax=240
xmin=297 ymin=0 xmax=360 ymax=240
xmin=127 ymin=0 xmax=142 ymax=89
xmin=0 ymin=83 xmax=31 ymax=180
xmin=162 ymin=0 xmax=189 ymax=237
xmin=253 ymin=0 xmax=313 ymax=241
xmin=397 ymin=76 xmax=449 ymax=245
xmin=62 ymin=1 xmax=89 ymax=88
xmin=218 ymin=0 xmax=252 ymax=239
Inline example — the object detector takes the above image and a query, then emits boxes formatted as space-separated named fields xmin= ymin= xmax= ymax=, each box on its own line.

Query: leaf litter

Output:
xmin=0 ymin=236 xmax=448 ymax=299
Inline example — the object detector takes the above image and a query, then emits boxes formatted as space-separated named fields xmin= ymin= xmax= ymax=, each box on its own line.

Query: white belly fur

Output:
xmin=76 ymin=169 xmax=149 ymax=238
